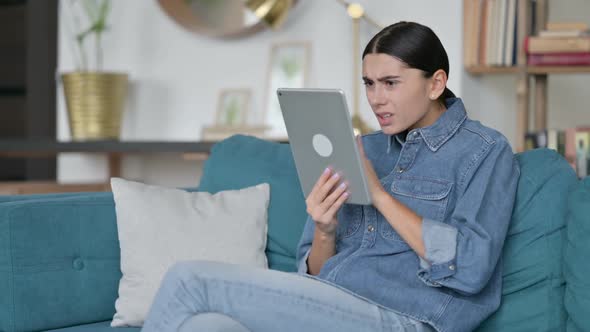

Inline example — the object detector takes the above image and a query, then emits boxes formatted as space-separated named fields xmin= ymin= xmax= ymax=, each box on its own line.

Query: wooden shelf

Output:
xmin=466 ymin=65 xmax=590 ymax=76
xmin=0 ymin=181 xmax=110 ymax=195
xmin=466 ymin=66 xmax=521 ymax=74
xmin=0 ymin=138 xmax=289 ymax=178
xmin=0 ymin=140 xmax=218 ymax=157
xmin=526 ymin=66 xmax=590 ymax=74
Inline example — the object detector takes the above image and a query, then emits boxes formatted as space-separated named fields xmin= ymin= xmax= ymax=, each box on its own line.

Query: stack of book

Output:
xmin=464 ymin=0 xmax=519 ymax=68
xmin=526 ymin=22 xmax=590 ymax=66
xmin=525 ymin=127 xmax=590 ymax=178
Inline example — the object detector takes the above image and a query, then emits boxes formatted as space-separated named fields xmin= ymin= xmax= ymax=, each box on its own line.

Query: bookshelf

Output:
xmin=463 ymin=0 xmax=590 ymax=152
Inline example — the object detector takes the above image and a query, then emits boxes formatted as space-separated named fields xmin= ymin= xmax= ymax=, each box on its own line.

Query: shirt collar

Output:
xmin=388 ymin=98 xmax=467 ymax=152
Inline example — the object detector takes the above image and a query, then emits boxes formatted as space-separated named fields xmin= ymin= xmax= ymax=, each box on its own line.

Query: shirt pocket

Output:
xmin=337 ymin=204 xmax=363 ymax=239
xmin=379 ymin=177 xmax=453 ymax=242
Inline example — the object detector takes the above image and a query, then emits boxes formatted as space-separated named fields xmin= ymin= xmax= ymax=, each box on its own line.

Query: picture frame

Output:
xmin=263 ymin=41 xmax=311 ymax=138
xmin=215 ymin=88 xmax=251 ymax=127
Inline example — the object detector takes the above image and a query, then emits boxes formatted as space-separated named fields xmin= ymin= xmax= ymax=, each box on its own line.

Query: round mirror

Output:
xmin=158 ymin=0 xmax=298 ymax=39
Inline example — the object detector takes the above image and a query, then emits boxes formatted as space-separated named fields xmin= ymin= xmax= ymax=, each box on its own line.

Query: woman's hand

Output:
xmin=356 ymin=135 xmax=387 ymax=205
xmin=305 ymin=168 xmax=350 ymax=237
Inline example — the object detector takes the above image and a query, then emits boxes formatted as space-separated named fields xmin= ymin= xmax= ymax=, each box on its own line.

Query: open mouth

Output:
xmin=376 ymin=112 xmax=393 ymax=126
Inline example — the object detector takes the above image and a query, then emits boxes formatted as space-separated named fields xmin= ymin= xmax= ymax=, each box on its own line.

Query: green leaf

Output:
xmin=91 ymin=0 xmax=110 ymax=34
xmin=81 ymin=0 xmax=98 ymax=22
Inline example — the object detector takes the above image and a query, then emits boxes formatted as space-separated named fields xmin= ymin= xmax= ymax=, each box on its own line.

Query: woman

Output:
xmin=142 ymin=21 xmax=520 ymax=332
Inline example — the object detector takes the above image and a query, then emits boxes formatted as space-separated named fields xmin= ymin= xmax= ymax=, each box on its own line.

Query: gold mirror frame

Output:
xmin=157 ymin=0 xmax=298 ymax=39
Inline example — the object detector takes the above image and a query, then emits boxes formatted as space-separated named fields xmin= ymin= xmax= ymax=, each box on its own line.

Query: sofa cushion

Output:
xmin=110 ymin=179 xmax=270 ymax=327
xmin=564 ymin=176 xmax=590 ymax=332
xmin=0 ymin=193 xmax=121 ymax=332
xmin=44 ymin=321 xmax=139 ymax=331
xmin=198 ymin=135 xmax=308 ymax=272
xmin=477 ymin=149 xmax=578 ymax=331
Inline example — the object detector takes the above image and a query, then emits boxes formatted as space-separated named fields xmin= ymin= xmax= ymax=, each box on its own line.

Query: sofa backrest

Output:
xmin=564 ymin=176 xmax=590 ymax=332
xmin=0 ymin=135 xmax=587 ymax=332
xmin=198 ymin=135 xmax=308 ymax=272
xmin=476 ymin=148 xmax=579 ymax=331
xmin=0 ymin=193 xmax=121 ymax=332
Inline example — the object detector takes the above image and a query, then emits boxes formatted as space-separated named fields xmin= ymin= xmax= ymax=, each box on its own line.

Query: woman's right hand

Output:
xmin=305 ymin=168 xmax=350 ymax=237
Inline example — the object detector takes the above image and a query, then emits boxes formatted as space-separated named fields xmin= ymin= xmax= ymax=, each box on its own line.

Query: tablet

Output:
xmin=277 ymin=88 xmax=372 ymax=205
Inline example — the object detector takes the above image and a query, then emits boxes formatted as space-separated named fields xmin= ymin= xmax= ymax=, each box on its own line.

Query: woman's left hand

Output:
xmin=356 ymin=136 xmax=387 ymax=204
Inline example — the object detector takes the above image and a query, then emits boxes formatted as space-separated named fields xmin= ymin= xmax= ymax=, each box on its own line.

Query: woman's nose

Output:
xmin=370 ymin=88 xmax=387 ymax=106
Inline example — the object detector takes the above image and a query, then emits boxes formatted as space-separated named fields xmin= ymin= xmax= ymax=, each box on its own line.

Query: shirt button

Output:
xmin=397 ymin=167 xmax=404 ymax=173
xmin=367 ymin=225 xmax=375 ymax=232
xmin=449 ymin=265 xmax=455 ymax=271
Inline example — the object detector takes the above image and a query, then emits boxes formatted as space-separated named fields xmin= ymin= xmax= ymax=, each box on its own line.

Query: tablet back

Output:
xmin=277 ymin=88 xmax=372 ymax=205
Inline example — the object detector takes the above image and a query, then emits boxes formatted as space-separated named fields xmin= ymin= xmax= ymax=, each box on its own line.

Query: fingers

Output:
xmin=309 ymin=169 xmax=341 ymax=205
xmin=306 ymin=169 xmax=350 ymax=223
xmin=309 ymin=167 xmax=332 ymax=200
xmin=317 ymin=172 xmax=342 ymax=201
xmin=325 ymin=190 xmax=350 ymax=217
xmin=320 ymin=181 xmax=348 ymax=210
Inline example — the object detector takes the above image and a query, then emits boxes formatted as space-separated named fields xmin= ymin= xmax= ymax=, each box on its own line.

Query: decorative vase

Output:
xmin=61 ymin=72 xmax=128 ymax=140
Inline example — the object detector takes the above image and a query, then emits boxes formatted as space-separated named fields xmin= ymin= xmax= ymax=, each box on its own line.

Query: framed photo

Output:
xmin=216 ymin=88 xmax=251 ymax=127
xmin=264 ymin=41 xmax=311 ymax=138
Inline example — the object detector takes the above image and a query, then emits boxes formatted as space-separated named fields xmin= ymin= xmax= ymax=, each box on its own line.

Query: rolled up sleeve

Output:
xmin=295 ymin=216 xmax=315 ymax=275
xmin=417 ymin=141 xmax=520 ymax=294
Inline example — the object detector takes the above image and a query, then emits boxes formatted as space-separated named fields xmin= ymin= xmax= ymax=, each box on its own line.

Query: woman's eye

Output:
xmin=386 ymin=80 xmax=398 ymax=86
xmin=363 ymin=81 xmax=373 ymax=86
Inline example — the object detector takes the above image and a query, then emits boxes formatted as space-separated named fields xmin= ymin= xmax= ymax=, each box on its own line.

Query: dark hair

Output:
xmin=362 ymin=21 xmax=455 ymax=102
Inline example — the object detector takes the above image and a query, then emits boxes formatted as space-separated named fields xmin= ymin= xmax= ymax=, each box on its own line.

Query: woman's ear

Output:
xmin=429 ymin=69 xmax=448 ymax=100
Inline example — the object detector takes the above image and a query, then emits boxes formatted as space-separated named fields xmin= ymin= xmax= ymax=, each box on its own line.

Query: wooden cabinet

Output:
xmin=0 ymin=0 xmax=58 ymax=180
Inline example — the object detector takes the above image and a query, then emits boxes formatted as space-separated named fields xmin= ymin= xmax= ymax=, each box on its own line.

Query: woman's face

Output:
xmin=362 ymin=53 xmax=445 ymax=135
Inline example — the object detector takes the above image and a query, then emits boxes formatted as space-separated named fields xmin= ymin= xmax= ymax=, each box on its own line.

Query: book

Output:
xmin=546 ymin=22 xmax=589 ymax=31
xmin=464 ymin=0 xmax=484 ymax=67
xmin=565 ymin=127 xmax=590 ymax=174
xmin=463 ymin=0 xmax=473 ymax=67
xmin=538 ymin=29 xmax=589 ymax=38
xmin=479 ymin=0 xmax=490 ymax=65
xmin=575 ymin=132 xmax=590 ymax=178
xmin=526 ymin=36 xmax=590 ymax=54
xmin=504 ymin=0 xmax=517 ymax=66
xmin=497 ymin=0 xmax=508 ymax=66
xmin=485 ymin=0 xmax=497 ymax=65
xmin=527 ymin=52 xmax=590 ymax=66
xmin=524 ymin=129 xmax=548 ymax=149
xmin=524 ymin=132 xmax=538 ymax=150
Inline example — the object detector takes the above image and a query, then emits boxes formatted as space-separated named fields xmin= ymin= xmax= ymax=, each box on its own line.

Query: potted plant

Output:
xmin=61 ymin=0 xmax=128 ymax=141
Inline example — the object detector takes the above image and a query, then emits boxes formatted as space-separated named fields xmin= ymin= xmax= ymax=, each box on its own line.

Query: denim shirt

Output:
xmin=296 ymin=98 xmax=520 ymax=332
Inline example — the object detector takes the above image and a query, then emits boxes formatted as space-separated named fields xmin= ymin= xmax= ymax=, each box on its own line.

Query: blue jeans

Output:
xmin=141 ymin=261 xmax=434 ymax=332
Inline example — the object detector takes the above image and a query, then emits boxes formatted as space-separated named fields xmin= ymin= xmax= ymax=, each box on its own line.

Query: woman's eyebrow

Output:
xmin=362 ymin=75 xmax=401 ymax=81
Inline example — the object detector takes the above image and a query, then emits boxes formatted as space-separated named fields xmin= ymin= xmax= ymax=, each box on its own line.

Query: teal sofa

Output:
xmin=1 ymin=135 xmax=588 ymax=332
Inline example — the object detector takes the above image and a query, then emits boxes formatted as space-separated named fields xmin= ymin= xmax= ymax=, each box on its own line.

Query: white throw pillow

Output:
xmin=110 ymin=178 xmax=269 ymax=327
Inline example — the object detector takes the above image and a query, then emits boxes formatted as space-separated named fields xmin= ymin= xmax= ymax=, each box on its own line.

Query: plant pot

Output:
xmin=61 ymin=72 xmax=128 ymax=140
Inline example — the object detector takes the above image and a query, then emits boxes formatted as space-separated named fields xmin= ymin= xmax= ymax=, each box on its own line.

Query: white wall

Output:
xmin=57 ymin=0 xmax=589 ymax=186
